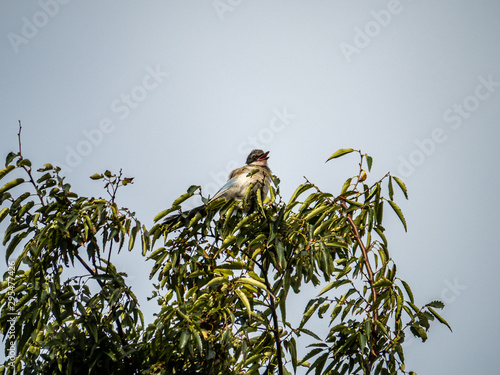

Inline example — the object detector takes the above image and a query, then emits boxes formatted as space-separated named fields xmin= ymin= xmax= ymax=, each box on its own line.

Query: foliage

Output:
xmin=0 ymin=152 xmax=146 ymax=374
xmin=0 ymin=129 xmax=450 ymax=374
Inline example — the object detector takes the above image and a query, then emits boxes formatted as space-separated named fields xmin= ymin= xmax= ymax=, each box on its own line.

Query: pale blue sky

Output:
xmin=1 ymin=1 xmax=500 ymax=373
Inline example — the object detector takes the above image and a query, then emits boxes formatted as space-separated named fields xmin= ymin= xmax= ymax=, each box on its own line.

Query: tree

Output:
xmin=0 ymin=125 xmax=450 ymax=374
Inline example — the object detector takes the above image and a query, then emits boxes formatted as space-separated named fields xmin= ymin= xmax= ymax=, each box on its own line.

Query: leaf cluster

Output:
xmin=0 ymin=152 xmax=146 ymax=374
xmin=0 ymin=146 xmax=451 ymax=375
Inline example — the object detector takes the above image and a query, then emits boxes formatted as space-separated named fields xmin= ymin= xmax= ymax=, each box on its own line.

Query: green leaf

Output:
xmin=408 ymin=301 xmax=420 ymax=314
xmin=122 ymin=177 xmax=134 ymax=185
xmin=128 ymin=223 xmax=139 ymax=251
xmin=172 ymin=191 xmax=195 ymax=207
xmin=17 ymin=159 xmax=31 ymax=167
xmin=179 ymin=330 xmax=190 ymax=349
xmin=88 ymin=323 xmax=98 ymax=342
xmin=147 ymin=246 xmax=166 ymax=260
xmin=375 ymin=200 xmax=384 ymax=224
xmin=299 ymin=328 xmax=322 ymax=341
xmin=358 ymin=332 xmax=367 ymax=351
xmin=410 ymin=325 xmax=428 ymax=342
xmin=304 ymin=205 xmax=331 ymax=222
xmin=220 ymin=235 xmax=237 ymax=250
xmin=340 ymin=178 xmax=352 ymax=195
xmin=396 ymin=293 xmax=403 ymax=320
xmin=300 ymin=301 xmax=320 ymax=328
xmin=373 ymin=278 xmax=393 ymax=288
xmin=0 ymin=178 xmax=25 ymax=195
xmin=318 ymin=279 xmax=349 ymax=296
xmin=192 ymin=330 xmax=203 ymax=352
xmin=298 ymin=193 xmax=320 ymax=213
xmin=288 ymin=184 xmax=314 ymax=205
xmin=374 ymin=226 xmax=387 ymax=246
xmin=90 ymin=173 xmax=103 ymax=180
xmin=236 ymin=277 xmax=268 ymax=292
xmin=235 ymin=288 xmax=252 ymax=321
xmin=387 ymin=200 xmax=407 ymax=232
xmin=5 ymin=152 xmax=18 ymax=166
xmin=366 ymin=154 xmax=373 ymax=172
xmin=345 ymin=198 xmax=364 ymax=207
xmin=5 ymin=231 xmax=28 ymax=262
xmin=365 ymin=184 xmax=380 ymax=203
xmin=318 ymin=303 xmax=330 ymax=318
xmin=38 ymin=163 xmax=54 ymax=171
xmin=301 ymin=347 xmax=324 ymax=363
xmin=141 ymin=226 xmax=150 ymax=256
xmin=279 ymin=289 xmax=287 ymax=324
xmin=428 ymin=307 xmax=452 ymax=332
xmin=0 ymin=207 xmax=9 ymax=223
xmin=364 ymin=320 xmax=372 ymax=341
xmin=309 ymin=352 xmax=328 ymax=375
xmin=401 ymin=280 xmax=414 ymax=303
xmin=206 ymin=276 xmax=226 ymax=288
xmin=12 ymin=192 xmax=30 ymax=210
xmin=18 ymin=201 xmax=35 ymax=218
xmin=276 ymin=239 xmax=285 ymax=269
xmin=326 ymin=148 xmax=354 ymax=162
xmin=288 ymin=337 xmax=298 ymax=372
xmin=244 ymin=353 xmax=262 ymax=367
xmin=153 ymin=207 xmax=178 ymax=222
xmin=388 ymin=176 xmax=394 ymax=201
xmin=374 ymin=319 xmax=388 ymax=336
xmin=233 ymin=212 xmax=258 ymax=232
xmin=188 ymin=211 xmax=203 ymax=227
xmin=0 ymin=165 xmax=16 ymax=181
xmin=426 ymin=300 xmax=445 ymax=309
xmin=187 ymin=185 xmax=200 ymax=194
xmin=313 ymin=215 xmax=340 ymax=237
xmin=393 ymin=176 xmax=409 ymax=199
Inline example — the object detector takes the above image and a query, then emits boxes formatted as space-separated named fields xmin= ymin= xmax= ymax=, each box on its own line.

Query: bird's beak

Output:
xmin=258 ymin=151 xmax=270 ymax=161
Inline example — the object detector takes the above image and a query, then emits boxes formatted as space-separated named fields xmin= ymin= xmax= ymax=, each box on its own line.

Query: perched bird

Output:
xmin=164 ymin=149 xmax=271 ymax=225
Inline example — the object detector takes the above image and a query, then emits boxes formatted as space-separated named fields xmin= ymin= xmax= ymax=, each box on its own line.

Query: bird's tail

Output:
xmin=163 ymin=205 xmax=206 ymax=225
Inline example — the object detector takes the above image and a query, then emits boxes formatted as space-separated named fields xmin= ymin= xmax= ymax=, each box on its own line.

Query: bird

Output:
xmin=163 ymin=149 xmax=271 ymax=225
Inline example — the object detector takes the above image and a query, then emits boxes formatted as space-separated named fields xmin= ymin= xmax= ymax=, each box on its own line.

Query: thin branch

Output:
xmin=106 ymin=230 xmax=115 ymax=273
xmin=339 ymin=199 xmax=379 ymax=371
xmin=339 ymin=199 xmax=376 ymax=307
xmin=17 ymin=121 xmax=46 ymax=207
xmin=261 ymin=260 xmax=284 ymax=375
xmin=105 ymin=169 xmax=122 ymax=272
xmin=74 ymin=252 xmax=127 ymax=347
xmin=352 ymin=151 xmax=365 ymax=191
xmin=17 ymin=121 xmax=130 ymax=356
xmin=17 ymin=120 xmax=23 ymax=156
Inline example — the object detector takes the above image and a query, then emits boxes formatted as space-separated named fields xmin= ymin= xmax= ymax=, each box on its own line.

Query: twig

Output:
xmin=17 ymin=120 xmax=23 ymax=156
xmin=17 ymin=121 xmax=45 ymax=206
xmin=261 ymin=260 xmax=284 ymax=375
xmin=339 ymin=198 xmax=379 ymax=371
xmin=74 ymin=252 xmax=127 ymax=346
xmin=339 ymin=199 xmax=377 ymax=309
xmin=17 ymin=122 xmax=128 ymax=351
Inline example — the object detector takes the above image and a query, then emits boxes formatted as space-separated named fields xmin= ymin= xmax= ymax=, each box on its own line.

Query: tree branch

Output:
xmin=261 ymin=260 xmax=284 ymax=375
xmin=17 ymin=121 xmax=46 ymax=207
xmin=74 ymin=252 xmax=127 ymax=347
xmin=340 ymin=199 xmax=379 ymax=371
xmin=340 ymin=200 xmax=376 ymax=295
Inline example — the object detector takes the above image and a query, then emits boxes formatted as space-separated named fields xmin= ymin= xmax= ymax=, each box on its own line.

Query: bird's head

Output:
xmin=246 ymin=149 xmax=270 ymax=165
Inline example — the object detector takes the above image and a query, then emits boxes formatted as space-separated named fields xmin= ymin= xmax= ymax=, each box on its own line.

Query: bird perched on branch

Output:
xmin=164 ymin=149 xmax=271 ymax=225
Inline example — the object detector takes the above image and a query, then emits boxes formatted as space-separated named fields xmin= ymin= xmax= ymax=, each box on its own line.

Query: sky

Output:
xmin=1 ymin=1 xmax=500 ymax=373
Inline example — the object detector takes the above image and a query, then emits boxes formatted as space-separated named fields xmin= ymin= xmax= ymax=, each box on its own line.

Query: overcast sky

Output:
xmin=1 ymin=1 xmax=500 ymax=373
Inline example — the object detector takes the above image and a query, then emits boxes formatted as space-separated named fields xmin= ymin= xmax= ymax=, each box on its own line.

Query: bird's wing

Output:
xmin=209 ymin=176 xmax=238 ymax=201
xmin=210 ymin=166 xmax=271 ymax=203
